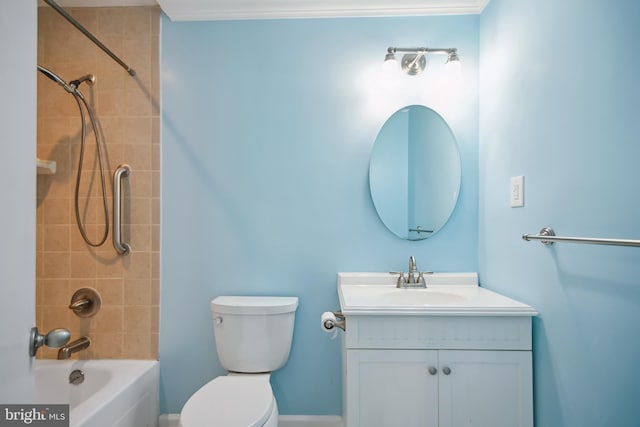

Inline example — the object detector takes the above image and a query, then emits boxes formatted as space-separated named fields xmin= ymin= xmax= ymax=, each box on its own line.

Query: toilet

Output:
xmin=180 ymin=296 xmax=299 ymax=427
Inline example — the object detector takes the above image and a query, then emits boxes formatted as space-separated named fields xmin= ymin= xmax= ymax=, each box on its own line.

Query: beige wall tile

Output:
xmin=95 ymin=255 xmax=125 ymax=278
xmin=41 ymin=306 xmax=71 ymax=330
xmin=124 ymin=305 xmax=150 ymax=334
xmin=95 ymin=278 xmax=124 ymax=306
xmin=130 ymin=171 xmax=152 ymax=196
xmin=124 ymin=279 xmax=151 ymax=306
xmin=125 ymin=144 xmax=152 ymax=171
xmin=151 ymin=252 xmax=159 ymax=280
xmin=44 ymin=225 xmax=70 ymax=252
xmin=152 ymin=197 xmax=160 ymax=225
xmin=121 ymin=117 xmax=151 ymax=145
xmin=124 ymin=333 xmax=151 ymax=359
xmin=123 ymin=252 xmax=151 ymax=279
xmin=43 ymin=252 xmax=70 ymax=278
xmin=44 ymin=198 xmax=70 ymax=224
xmin=151 ymin=279 xmax=160 ymax=306
xmin=87 ymin=333 xmax=123 ymax=359
xmin=37 ymin=5 xmax=159 ymax=360
xmin=70 ymin=251 xmax=97 ymax=278
xmin=94 ymin=306 xmax=124 ymax=333
xmin=130 ymin=225 xmax=152 ymax=252
xmin=150 ymin=333 xmax=159 ymax=359
xmin=130 ymin=197 xmax=151 ymax=225
xmin=42 ymin=279 xmax=70 ymax=307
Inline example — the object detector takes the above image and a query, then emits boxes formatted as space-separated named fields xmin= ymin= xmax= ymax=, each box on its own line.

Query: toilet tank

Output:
xmin=210 ymin=296 xmax=298 ymax=373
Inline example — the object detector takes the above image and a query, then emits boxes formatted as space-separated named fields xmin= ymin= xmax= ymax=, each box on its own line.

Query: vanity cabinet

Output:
xmin=342 ymin=315 xmax=534 ymax=427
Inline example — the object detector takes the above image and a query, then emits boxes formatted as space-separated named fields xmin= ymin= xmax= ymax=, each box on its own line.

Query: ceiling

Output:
xmin=45 ymin=0 xmax=488 ymax=21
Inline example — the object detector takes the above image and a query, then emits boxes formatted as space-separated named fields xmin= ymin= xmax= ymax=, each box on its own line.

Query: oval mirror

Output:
xmin=369 ymin=105 xmax=461 ymax=240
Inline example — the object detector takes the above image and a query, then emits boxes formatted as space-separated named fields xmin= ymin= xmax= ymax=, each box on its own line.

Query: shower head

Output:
xmin=37 ymin=65 xmax=74 ymax=93
xmin=37 ymin=65 xmax=96 ymax=93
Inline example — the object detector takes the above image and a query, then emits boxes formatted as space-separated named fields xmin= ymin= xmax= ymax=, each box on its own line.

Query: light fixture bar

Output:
xmin=384 ymin=46 xmax=459 ymax=75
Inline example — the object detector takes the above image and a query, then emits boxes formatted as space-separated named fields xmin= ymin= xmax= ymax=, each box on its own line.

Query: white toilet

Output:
xmin=180 ymin=296 xmax=299 ymax=427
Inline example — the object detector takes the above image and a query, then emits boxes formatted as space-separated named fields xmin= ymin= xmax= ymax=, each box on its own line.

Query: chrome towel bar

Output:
xmin=522 ymin=227 xmax=640 ymax=247
xmin=113 ymin=164 xmax=132 ymax=255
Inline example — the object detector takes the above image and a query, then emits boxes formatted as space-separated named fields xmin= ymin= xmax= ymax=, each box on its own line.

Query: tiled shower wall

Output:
xmin=36 ymin=6 xmax=160 ymax=359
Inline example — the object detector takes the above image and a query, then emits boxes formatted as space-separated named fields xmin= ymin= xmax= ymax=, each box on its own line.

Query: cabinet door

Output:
xmin=438 ymin=350 xmax=533 ymax=427
xmin=346 ymin=349 xmax=439 ymax=427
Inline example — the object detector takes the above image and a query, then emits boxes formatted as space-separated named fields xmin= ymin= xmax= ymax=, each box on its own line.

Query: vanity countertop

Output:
xmin=338 ymin=272 xmax=537 ymax=316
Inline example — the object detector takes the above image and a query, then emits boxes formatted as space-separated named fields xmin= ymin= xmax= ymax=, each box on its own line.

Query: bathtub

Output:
xmin=35 ymin=359 xmax=159 ymax=427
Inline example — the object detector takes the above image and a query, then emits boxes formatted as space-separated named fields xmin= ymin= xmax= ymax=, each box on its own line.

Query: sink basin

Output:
xmin=337 ymin=272 xmax=538 ymax=316
xmin=381 ymin=289 xmax=469 ymax=305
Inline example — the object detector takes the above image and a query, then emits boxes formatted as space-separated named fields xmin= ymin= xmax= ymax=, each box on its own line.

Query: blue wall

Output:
xmin=479 ymin=1 xmax=640 ymax=426
xmin=160 ymin=15 xmax=479 ymax=414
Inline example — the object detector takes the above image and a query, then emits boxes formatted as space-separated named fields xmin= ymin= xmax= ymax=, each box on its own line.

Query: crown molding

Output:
xmin=158 ymin=0 xmax=488 ymax=21
xmin=39 ymin=0 xmax=489 ymax=20
xmin=38 ymin=0 xmax=156 ymax=6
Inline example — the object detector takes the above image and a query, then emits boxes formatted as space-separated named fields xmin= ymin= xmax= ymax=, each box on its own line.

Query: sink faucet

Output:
xmin=408 ymin=256 xmax=417 ymax=283
xmin=57 ymin=337 xmax=91 ymax=360
xmin=390 ymin=256 xmax=432 ymax=288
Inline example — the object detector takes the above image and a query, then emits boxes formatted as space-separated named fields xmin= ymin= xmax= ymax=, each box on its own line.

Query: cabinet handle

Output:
xmin=428 ymin=367 xmax=437 ymax=375
xmin=442 ymin=367 xmax=451 ymax=375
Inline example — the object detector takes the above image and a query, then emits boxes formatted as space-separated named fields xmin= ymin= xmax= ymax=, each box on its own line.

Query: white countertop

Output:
xmin=338 ymin=272 xmax=538 ymax=316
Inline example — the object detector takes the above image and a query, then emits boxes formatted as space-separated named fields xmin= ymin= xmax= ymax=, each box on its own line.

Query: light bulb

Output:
xmin=445 ymin=50 xmax=461 ymax=75
xmin=445 ymin=59 xmax=461 ymax=76
xmin=382 ymin=53 xmax=398 ymax=75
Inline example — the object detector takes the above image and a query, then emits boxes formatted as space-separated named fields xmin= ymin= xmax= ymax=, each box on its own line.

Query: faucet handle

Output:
xmin=389 ymin=271 xmax=407 ymax=288
xmin=29 ymin=327 xmax=71 ymax=357
xmin=417 ymin=271 xmax=434 ymax=287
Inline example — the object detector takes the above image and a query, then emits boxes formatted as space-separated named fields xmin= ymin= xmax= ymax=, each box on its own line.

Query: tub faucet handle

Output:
xmin=69 ymin=298 xmax=91 ymax=311
xmin=29 ymin=326 xmax=71 ymax=357
xmin=69 ymin=287 xmax=102 ymax=318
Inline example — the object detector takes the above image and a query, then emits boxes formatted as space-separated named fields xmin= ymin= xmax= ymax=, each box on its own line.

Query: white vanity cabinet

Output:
xmin=342 ymin=315 xmax=534 ymax=427
xmin=337 ymin=273 xmax=537 ymax=427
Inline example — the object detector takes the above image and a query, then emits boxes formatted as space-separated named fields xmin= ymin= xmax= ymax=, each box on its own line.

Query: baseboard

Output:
xmin=160 ymin=414 xmax=343 ymax=427
xmin=159 ymin=414 xmax=180 ymax=427
xmin=279 ymin=415 xmax=344 ymax=427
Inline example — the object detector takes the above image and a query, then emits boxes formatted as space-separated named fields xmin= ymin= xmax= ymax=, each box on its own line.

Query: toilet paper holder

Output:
xmin=323 ymin=311 xmax=346 ymax=331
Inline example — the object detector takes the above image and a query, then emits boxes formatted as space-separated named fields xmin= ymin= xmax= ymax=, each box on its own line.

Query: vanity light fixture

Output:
xmin=384 ymin=47 xmax=460 ymax=75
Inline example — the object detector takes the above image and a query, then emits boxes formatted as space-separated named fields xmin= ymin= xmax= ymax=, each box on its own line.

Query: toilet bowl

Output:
xmin=179 ymin=296 xmax=298 ymax=427
xmin=180 ymin=374 xmax=278 ymax=427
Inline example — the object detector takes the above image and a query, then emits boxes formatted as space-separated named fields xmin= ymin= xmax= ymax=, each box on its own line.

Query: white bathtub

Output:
xmin=35 ymin=359 xmax=159 ymax=427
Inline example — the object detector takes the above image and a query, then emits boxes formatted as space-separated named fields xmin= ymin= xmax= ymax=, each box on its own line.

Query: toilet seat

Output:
xmin=180 ymin=375 xmax=274 ymax=427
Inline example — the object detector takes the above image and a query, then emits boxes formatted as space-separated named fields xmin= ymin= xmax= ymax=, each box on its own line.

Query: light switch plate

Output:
xmin=510 ymin=176 xmax=524 ymax=207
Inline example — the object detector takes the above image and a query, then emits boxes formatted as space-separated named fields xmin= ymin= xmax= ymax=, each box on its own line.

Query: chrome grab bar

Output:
xmin=113 ymin=164 xmax=132 ymax=255
xmin=522 ymin=227 xmax=640 ymax=248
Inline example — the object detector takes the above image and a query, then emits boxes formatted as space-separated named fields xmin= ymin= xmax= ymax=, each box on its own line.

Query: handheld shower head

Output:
xmin=37 ymin=66 xmax=96 ymax=93
xmin=37 ymin=65 xmax=74 ymax=93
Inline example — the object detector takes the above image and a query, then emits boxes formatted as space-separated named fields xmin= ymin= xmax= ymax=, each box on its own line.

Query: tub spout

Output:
xmin=57 ymin=337 xmax=91 ymax=360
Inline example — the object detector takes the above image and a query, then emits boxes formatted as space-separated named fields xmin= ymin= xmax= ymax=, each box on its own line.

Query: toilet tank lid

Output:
xmin=211 ymin=296 xmax=299 ymax=315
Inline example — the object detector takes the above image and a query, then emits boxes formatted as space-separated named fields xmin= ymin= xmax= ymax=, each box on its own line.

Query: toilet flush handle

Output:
xmin=214 ymin=316 xmax=223 ymax=325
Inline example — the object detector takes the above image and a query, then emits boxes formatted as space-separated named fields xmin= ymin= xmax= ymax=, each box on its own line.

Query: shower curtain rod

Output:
xmin=42 ymin=0 xmax=136 ymax=76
